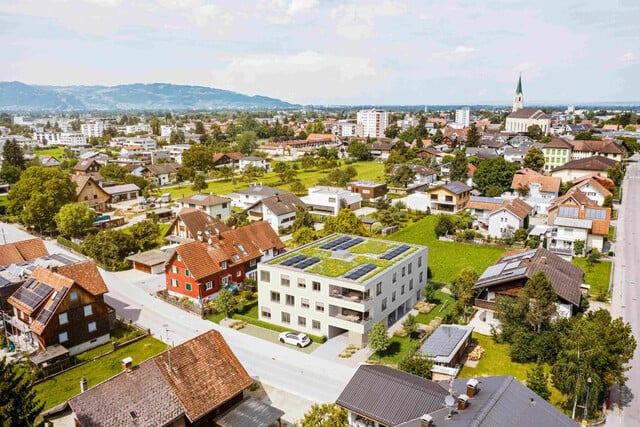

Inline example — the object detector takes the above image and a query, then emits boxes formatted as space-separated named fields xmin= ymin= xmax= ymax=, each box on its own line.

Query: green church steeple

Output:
xmin=516 ymin=74 xmax=523 ymax=94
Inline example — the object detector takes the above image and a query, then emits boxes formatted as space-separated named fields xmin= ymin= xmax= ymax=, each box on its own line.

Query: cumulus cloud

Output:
xmin=209 ymin=51 xmax=385 ymax=103
xmin=332 ymin=1 xmax=408 ymax=40
xmin=431 ymin=46 xmax=478 ymax=60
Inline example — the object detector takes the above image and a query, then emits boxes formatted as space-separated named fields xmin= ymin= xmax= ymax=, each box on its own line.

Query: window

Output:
xmin=419 ymin=272 xmax=424 ymax=283
xmin=236 ymin=271 xmax=241 ymax=277
xmin=381 ymin=298 xmax=387 ymax=311
xmin=260 ymin=270 xmax=271 ymax=283
xmin=430 ymin=194 xmax=437 ymax=200
xmin=445 ymin=196 xmax=453 ymax=202
xmin=328 ymin=197 xmax=336 ymax=202
xmin=222 ymin=203 xmax=228 ymax=209
xmin=221 ymin=261 xmax=227 ymax=269
xmin=58 ymin=332 xmax=68 ymax=343
xmin=185 ymin=269 xmax=190 ymax=277
xmin=402 ymin=266 xmax=406 ymax=277
xmin=88 ymin=322 xmax=97 ymax=333
xmin=418 ymin=256 xmax=422 ymax=267
xmin=316 ymin=302 xmax=324 ymax=312
xmin=59 ymin=312 xmax=68 ymax=325
xmin=70 ymin=291 xmax=78 ymax=301
xmin=84 ymin=305 xmax=93 ymax=316
xmin=261 ymin=307 xmax=271 ymax=318
xmin=286 ymin=295 xmax=295 ymax=306
xmin=171 ymin=278 xmax=178 ymax=287
xmin=312 ymin=320 xmax=321 ymax=330
xmin=393 ymin=272 xmax=397 ymax=283
xmin=281 ymin=275 xmax=290 ymax=287
xmin=250 ymin=259 xmax=257 ymax=267
xmin=312 ymin=281 xmax=321 ymax=292
xmin=408 ymin=263 xmax=412 ymax=274
xmin=392 ymin=291 xmax=396 ymax=302
xmin=185 ymin=283 xmax=192 ymax=291
xmin=409 ymin=278 xmax=414 ymax=290
xmin=301 ymin=298 xmax=310 ymax=309
xmin=298 ymin=316 xmax=306 ymax=327
xmin=281 ymin=312 xmax=290 ymax=323
xmin=298 ymin=278 xmax=306 ymax=289
xmin=205 ymin=281 xmax=213 ymax=291
xmin=270 ymin=291 xmax=281 ymax=303
xmin=171 ymin=265 xmax=179 ymax=274
xmin=376 ymin=282 xmax=382 ymax=296
xmin=177 ymin=255 xmax=182 ymax=262
xmin=401 ymin=285 xmax=405 ymax=295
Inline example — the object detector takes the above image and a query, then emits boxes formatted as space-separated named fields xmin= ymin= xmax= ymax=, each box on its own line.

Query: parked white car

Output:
xmin=278 ymin=331 xmax=311 ymax=348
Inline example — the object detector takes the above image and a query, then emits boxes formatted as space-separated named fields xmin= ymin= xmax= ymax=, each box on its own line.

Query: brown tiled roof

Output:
xmin=571 ymin=173 xmax=616 ymax=190
xmin=511 ymin=174 xmax=561 ymax=193
xmin=552 ymin=156 xmax=618 ymax=172
xmin=254 ymin=193 xmax=307 ymax=216
xmin=70 ymin=174 xmax=110 ymax=199
xmin=549 ymin=187 xmax=595 ymax=210
xmin=466 ymin=197 xmax=503 ymax=212
xmin=574 ymin=178 xmax=612 ymax=198
xmin=145 ymin=163 xmax=180 ymax=175
xmin=507 ymin=108 xmax=551 ymax=120
xmin=516 ymin=168 xmax=543 ymax=176
xmin=74 ymin=159 xmax=100 ymax=172
xmin=492 ymin=198 xmax=533 ymax=219
xmin=570 ymin=140 xmax=623 ymax=155
xmin=0 ymin=238 xmax=49 ymax=266
xmin=174 ymin=241 xmax=220 ymax=280
xmin=154 ymin=330 xmax=253 ymax=422
xmin=55 ymin=260 xmax=109 ymax=296
xmin=545 ymin=138 xmax=573 ymax=149
xmin=177 ymin=193 xmax=231 ymax=206
xmin=167 ymin=208 xmax=230 ymax=240
xmin=306 ymin=133 xmax=335 ymax=142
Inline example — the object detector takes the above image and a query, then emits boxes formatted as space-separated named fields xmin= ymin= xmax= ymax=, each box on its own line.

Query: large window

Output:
xmin=286 ymin=295 xmax=295 ymax=306
xmin=58 ymin=312 xmax=68 ymax=325
xmin=281 ymin=275 xmax=290 ymax=287
xmin=281 ymin=312 xmax=291 ymax=323
xmin=270 ymin=291 xmax=281 ymax=303
xmin=260 ymin=270 xmax=270 ymax=283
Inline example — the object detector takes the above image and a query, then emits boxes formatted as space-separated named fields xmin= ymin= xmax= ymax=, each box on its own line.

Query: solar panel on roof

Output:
xmin=335 ymin=237 xmax=365 ymax=250
xmin=344 ymin=263 xmax=377 ymax=280
xmin=319 ymin=236 xmax=350 ymax=250
xmin=293 ymin=257 xmax=321 ymax=269
xmin=378 ymin=244 xmax=411 ymax=260
xmin=280 ymin=255 xmax=306 ymax=266
xmin=191 ymin=194 xmax=208 ymax=201
xmin=35 ymin=286 xmax=67 ymax=326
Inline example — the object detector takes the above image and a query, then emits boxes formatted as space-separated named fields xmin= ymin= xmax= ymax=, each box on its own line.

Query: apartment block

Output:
xmin=356 ymin=109 xmax=390 ymax=138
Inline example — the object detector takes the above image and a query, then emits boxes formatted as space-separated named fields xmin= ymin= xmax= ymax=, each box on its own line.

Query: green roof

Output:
xmin=516 ymin=74 xmax=523 ymax=94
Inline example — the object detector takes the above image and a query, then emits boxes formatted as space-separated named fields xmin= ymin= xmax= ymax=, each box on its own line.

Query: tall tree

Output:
xmin=299 ymin=403 xmax=347 ymax=427
xmin=182 ymin=144 xmax=214 ymax=172
xmin=235 ymin=131 xmax=258 ymax=155
xmin=521 ymin=272 xmax=558 ymax=333
xmin=99 ymin=163 xmax=128 ymax=182
xmin=527 ymin=124 xmax=544 ymax=140
xmin=55 ymin=203 xmax=97 ymax=238
xmin=388 ymin=165 xmax=415 ymax=188
xmin=2 ymin=139 xmax=25 ymax=169
xmin=465 ymin=124 xmax=480 ymax=147
xmin=368 ymin=321 xmax=391 ymax=356
xmin=0 ymin=357 xmax=44 ymax=426
xmin=526 ymin=363 xmax=551 ymax=400
xmin=194 ymin=121 xmax=206 ymax=134
xmin=215 ymin=288 xmax=237 ymax=318
xmin=291 ymin=206 xmax=314 ymax=233
xmin=523 ymin=146 xmax=545 ymax=172
xmin=191 ymin=174 xmax=208 ymax=192
xmin=347 ymin=141 xmax=372 ymax=161
xmin=450 ymin=267 xmax=478 ymax=320
xmin=83 ymin=229 xmax=136 ymax=270
xmin=473 ymin=157 xmax=517 ymax=195
xmin=449 ymin=150 xmax=469 ymax=183
xmin=129 ymin=220 xmax=161 ymax=251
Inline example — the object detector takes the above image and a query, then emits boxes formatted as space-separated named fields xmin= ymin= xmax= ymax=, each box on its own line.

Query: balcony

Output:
xmin=548 ymin=245 xmax=573 ymax=255
xmin=329 ymin=305 xmax=369 ymax=324
xmin=329 ymin=286 xmax=370 ymax=303
xmin=474 ymin=299 xmax=497 ymax=310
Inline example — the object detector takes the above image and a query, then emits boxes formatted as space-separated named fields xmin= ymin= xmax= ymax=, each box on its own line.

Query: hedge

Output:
xmin=233 ymin=314 xmax=327 ymax=344
xmin=57 ymin=236 xmax=84 ymax=254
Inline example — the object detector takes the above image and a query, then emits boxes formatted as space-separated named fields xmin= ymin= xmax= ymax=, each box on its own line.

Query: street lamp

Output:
xmin=583 ymin=377 xmax=592 ymax=421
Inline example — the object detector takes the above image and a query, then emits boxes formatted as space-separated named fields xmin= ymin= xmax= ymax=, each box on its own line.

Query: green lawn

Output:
xmin=34 ymin=146 xmax=67 ymax=159
xmin=572 ymin=258 xmax=612 ymax=297
xmin=608 ymin=226 xmax=616 ymax=242
xmin=370 ymin=335 xmax=421 ymax=364
xmin=34 ymin=336 xmax=168 ymax=410
xmin=388 ymin=216 xmax=506 ymax=284
xmin=415 ymin=290 xmax=456 ymax=325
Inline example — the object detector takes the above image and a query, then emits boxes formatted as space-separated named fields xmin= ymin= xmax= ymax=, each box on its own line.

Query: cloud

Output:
xmin=332 ymin=1 xmax=407 ymax=40
xmin=431 ymin=46 xmax=478 ymax=60
xmin=209 ymin=51 xmax=385 ymax=103
xmin=257 ymin=0 xmax=319 ymax=25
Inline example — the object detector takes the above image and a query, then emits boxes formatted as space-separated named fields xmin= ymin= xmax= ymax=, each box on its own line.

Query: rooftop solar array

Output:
xmin=293 ymin=257 xmax=321 ymax=269
xmin=334 ymin=237 xmax=364 ymax=251
xmin=421 ymin=325 xmax=471 ymax=358
xmin=379 ymin=244 xmax=411 ymax=260
xmin=319 ymin=236 xmax=351 ymax=250
xmin=35 ymin=286 xmax=68 ymax=327
xmin=344 ymin=264 xmax=377 ymax=280
xmin=280 ymin=255 xmax=306 ymax=266
xmin=11 ymin=280 xmax=53 ymax=311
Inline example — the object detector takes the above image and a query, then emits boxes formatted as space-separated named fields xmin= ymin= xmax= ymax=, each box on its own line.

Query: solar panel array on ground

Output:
xmin=379 ymin=244 xmax=411 ymax=260
xmin=344 ymin=264 xmax=377 ymax=280
xmin=319 ymin=236 xmax=351 ymax=250
xmin=280 ymin=254 xmax=306 ymax=266
xmin=293 ymin=257 xmax=321 ymax=269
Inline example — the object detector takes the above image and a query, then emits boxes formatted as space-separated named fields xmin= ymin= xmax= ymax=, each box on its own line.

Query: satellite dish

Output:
xmin=445 ymin=395 xmax=455 ymax=407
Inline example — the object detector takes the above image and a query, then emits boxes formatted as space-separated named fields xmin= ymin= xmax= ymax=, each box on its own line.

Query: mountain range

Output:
xmin=0 ymin=81 xmax=298 ymax=112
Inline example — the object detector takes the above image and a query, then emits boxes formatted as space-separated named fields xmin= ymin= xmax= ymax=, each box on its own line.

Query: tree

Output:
xmin=449 ymin=150 xmax=469 ymax=183
xmin=0 ymin=164 xmax=22 ymax=184
xmin=54 ymin=203 xmax=97 ymax=238
xmin=305 ymin=121 xmax=325 ymax=134
xmin=8 ymin=167 xmax=77 ymax=231
xmin=323 ymin=209 xmax=366 ymax=236
xmin=177 ymin=166 xmax=196 ymax=183
xmin=527 ymin=124 xmax=544 ymax=140
xmin=300 ymin=155 xmax=316 ymax=170
xmin=398 ymin=349 xmax=433 ymax=378
xmin=194 ymin=121 xmax=206 ymax=134
xmin=129 ymin=220 xmax=161 ymax=251
xmin=368 ymin=321 xmax=391 ymax=356
xmin=0 ymin=357 xmax=44 ymax=426
xmin=402 ymin=313 xmax=418 ymax=337
xmin=523 ymin=146 xmax=545 ymax=172
xmin=170 ymin=129 xmax=185 ymax=144
xmin=434 ymin=214 xmax=454 ymax=237
xmin=466 ymin=124 xmax=480 ymax=147
xmin=99 ymin=163 xmax=128 ymax=181
xmin=291 ymin=206 xmax=315 ymax=233
xmin=299 ymin=403 xmax=347 ymax=427
xmin=290 ymin=179 xmax=306 ymax=195
xmin=450 ymin=267 xmax=478 ymax=320
xmin=514 ymin=228 xmax=529 ymax=242
xmin=384 ymin=122 xmax=400 ymax=138
xmin=191 ymin=174 xmax=208 ymax=192
xmin=214 ymin=288 xmax=237 ymax=318
xmin=606 ymin=164 xmax=624 ymax=187
xmin=2 ymin=139 xmax=25 ymax=169
xmin=573 ymin=239 xmax=585 ymax=256
xmin=602 ymin=195 xmax=613 ymax=208
xmin=421 ymin=283 xmax=437 ymax=303
xmin=182 ymin=144 xmax=214 ymax=172
xmin=83 ymin=229 xmax=136 ymax=270
xmin=473 ymin=157 xmax=518 ymax=195
xmin=236 ymin=131 xmax=258 ymax=155
xmin=292 ymin=226 xmax=317 ymax=246
xmin=521 ymin=272 xmax=557 ymax=333
xmin=347 ymin=141 xmax=372 ymax=161
xmin=586 ymin=249 xmax=601 ymax=272
xmin=388 ymin=165 xmax=415 ymax=188
xmin=526 ymin=363 xmax=550 ymax=400
xmin=274 ymin=162 xmax=297 ymax=184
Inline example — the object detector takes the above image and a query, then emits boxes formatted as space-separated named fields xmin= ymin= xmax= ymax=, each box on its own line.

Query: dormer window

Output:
xmin=221 ymin=261 xmax=228 ymax=269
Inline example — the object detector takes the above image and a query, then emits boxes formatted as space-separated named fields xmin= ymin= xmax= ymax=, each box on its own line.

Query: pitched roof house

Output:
xmin=0 ymin=238 xmax=48 ymax=266
xmin=227 ymin=184 xmax=286 ymax=209
xmin=70 ymin=174 xmax=111 ymax=212
xmin=543 ymin=138 xmax=573 ymax=172
xmin=43 ymin=330 xmax=284 ymax=427
xmin=510 ymin=170 xmax=561 ymax=214
xmin=551 ymin=156 xmax=618 ymax=182
xmin=487 ymin=198 xmax=533 ymax=239
xmin=425 ymin=181 xmax=472 ymax=214
xmin=572 ymin=177 xmax=613 ymax=205
xmin=141 ymin=162 xmax=180 ymax=186
xmin=246 ymin=192 xmax=307 ymax=234
xmin=164 ymin=207 xmax=231 ymax=243
xmin=73 ymin=158 xmax=101 ymax=174
xmin=176 ymin=193 xmax=232 ymax=221
xmin=570 ymin=139 xmax=623 ymax=162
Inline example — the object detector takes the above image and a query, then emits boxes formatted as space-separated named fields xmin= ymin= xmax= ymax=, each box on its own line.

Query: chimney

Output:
xmin=121 ymin=356 xmax=133 ymax=372
xmin=420 ymin=414 xmax=433 ymax=427
xmin=540 ymin=256 xmax=547 ymax=265
xmin=80 ymin=376 xmax=88 ymax=393
xmin=466 ymin=378 xmax=479 ymax=398
xmin=457 ymin=394 xmax=470 ymax=410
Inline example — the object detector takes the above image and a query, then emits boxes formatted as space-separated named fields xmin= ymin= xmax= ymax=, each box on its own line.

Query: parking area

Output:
xmin=220 ymin=320 xmax=321 ymax=354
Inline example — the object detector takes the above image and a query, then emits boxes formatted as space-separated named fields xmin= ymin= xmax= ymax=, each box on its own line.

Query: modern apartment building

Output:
xmin=455 ymin=107 xmax=470 ymax=127
xmin=356 ymin=109 xmax=390 ymax=138
xmin=80 ymin=121 xmax=107 ymax=138
xmin=258 ymin=234 xmax=428 ymax=347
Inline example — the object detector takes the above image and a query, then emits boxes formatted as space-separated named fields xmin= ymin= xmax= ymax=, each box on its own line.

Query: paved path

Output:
xmin=606 ymin=155 xmax=640 ymax=426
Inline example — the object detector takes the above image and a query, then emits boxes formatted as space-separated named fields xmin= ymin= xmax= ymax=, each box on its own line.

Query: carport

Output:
xmin=127 ymin=249 xmax=173 ymax=274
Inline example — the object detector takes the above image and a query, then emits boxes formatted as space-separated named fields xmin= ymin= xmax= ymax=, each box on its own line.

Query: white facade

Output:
xmin=548 ymin=217 xmax=591 ymax=257
xmin=160 ymin=125 xmax=173 ymax=137
xmin=455 ymin=108 xmax=470 ymax=127
xmin=487 ymin=208 xmax=524 ymax=239
xmin=59 ymin=132 xmax=87 ymax=146
xmin=301 ymin=186 xmax=362 ymax=216
xmin=125 ymin=123 xmax=151 ymax=134
xmin=328 ymin=120 xmax=357 ymax=137
xmin=123 ymin=137 xmax=157 ymax=151
xmin=512 ymin=182 xmax=557 ymax=215
xmin=258 ymin=235 xmax=428 ymax=347
xmin=506 ymin=116 xmax=551 ymax=134
xmin=80 ymin=121 xmax=107 ymax=138
xmin=239 ymin=156 xmax=269 ymax=170
xmin=575 ymin=182 xmax=608 ymax=205
xmin=356 ymin=109 xmax=390 ymax=138
xmin=33 ymin=131 xmax=61 ymax=145
xmin=164 ymin=144 xmax=191 ymax=164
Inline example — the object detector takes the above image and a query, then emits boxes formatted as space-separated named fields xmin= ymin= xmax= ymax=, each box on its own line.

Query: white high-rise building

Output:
xmin=80 ymin=121 xmax=107 ymax=138
xmin=455 ymin=107 xmax=470 ymax=127
xmin=356 ymin=109 xmax=390 ymax=138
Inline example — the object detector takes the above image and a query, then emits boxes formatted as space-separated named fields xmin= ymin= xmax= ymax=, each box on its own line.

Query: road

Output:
xmin=0 ymin=222 xmax=355 ymax=405
xmin=607 ymin=155 xmax=640 ymax=426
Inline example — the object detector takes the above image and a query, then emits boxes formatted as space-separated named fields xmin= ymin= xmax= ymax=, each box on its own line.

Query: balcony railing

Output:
xmin=474 ymin=299 xmax=496 ymax=310
xmin=548 ymin=245 xmax=573 ymax=255
xmin=329 ymin=287 xmax=370 ymax=303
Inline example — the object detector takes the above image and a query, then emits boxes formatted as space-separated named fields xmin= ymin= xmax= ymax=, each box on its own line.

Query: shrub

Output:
xmin=393 ymin=328 xmax=409 ymax=338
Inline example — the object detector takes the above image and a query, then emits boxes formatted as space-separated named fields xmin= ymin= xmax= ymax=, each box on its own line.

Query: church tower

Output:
xmin=512 ymin=74 xmax=524 ymax=112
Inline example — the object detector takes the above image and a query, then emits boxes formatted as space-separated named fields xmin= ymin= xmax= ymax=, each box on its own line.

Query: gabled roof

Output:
xmin=473 ymin=247 xmax=583 ymax=306
xmin=54 ymin=260 xmax=108 ymax=296
xmin=441 ymin=181 xmax=472 ymax=195
xmin=552 ymin=156 xmax=618 ymax=173
xmin=73 ymin=159 xmax=100 ymax=172
xmin=573 ymin=177 xmax=612 ymax=199
xmin=511 ymin=174 xmax=561 ymax=193
xmin=336 ymin=365 xmax=448 ymax=426
xmin=177 ymin=193 xmax=231 ymax=207
xmin=549 ymin=187 xmax=595 ymax=210
xmin=144 ymin=162 xmax=180 ymax=175
xmin=489 ymin=198 xmax=533 ymax=219
xmin=571 ymin=173 xmax=615 ymax=190
xmin=236 ymin=185 xmax=283 ymax=196
xmin=570 ymin=139 xmax=623 ymax=155
xmin=507 ymin=108 xmax=550 ymax=120
xmin=466 ymin=196 xmax=504 ymax=212
xmin=70 ymin=174 xmax=111 ymax=198
xmin=251 ymin=193 xmax=307 ymax=216
xmin=306 ymin=133 xmax=335 ymax=142
xmin=544 ymin=138 xmax=573 ymax=149
xmin=102 ymin=183 xmax=140 ymax=195
xmin=0 ymin=238 xmax=49 ymax=266
xmin=167 ymin=208 xmax=230 ymax=240
xmin=549 ymin=199 xmax=611 ymax=236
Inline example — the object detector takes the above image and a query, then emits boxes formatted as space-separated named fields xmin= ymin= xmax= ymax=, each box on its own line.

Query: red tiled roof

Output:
xmin=0 ymin=238 xmax=48 ymax=266
xmin=511 ymin=174 xmax=561 ymax=193
xmin=55 ymin=260 xmax=108 ymax=296
xmin=570 ymin=140 xmax=623 ymax=155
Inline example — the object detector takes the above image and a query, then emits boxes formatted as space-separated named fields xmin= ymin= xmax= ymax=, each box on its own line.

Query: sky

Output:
xmin=1 ymin=0 xmax=639 ymax=105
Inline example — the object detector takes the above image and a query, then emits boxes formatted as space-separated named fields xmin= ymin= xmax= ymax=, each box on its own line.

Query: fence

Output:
xmin=155 ymin=290 xmax=215 ymax=318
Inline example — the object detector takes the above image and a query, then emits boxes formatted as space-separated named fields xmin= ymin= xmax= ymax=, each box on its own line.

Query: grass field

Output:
xmin=370 ymin=335 xmax=422 ymax=364
xmin=388 ymin=216 xmax=506 ymax=284
xmin=415 ymin=290 xmax=455 ymax=325
xmin=34 ymin=146 xmax=67 ymax=158
xmin=572 ymin=258 xmax=612 ymax=297
xmin=34 ymin=336 xmax=168 ymax=410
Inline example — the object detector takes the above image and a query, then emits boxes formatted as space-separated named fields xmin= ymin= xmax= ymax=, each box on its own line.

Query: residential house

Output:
xmin=551 ymin=156 xmax=618 ymax=182
xmin=42 ymin=330 xmax=284 ymax=427
xmin=367 ymin=142 xmax=394 ymax=160
xmin=0 ymin=238 xmax=51 ymax=310
xmin=570 ymin=139 xmax=624 ymax=162
xmin=466 ymin=196 xmax=505 ymax=224
xmin=39 ymin=155 xmax=61 ymax=168
xmin=165 ymin=221 xmax=284 ymax=303
xmin=258 ymin=234 xmax=428 ymax=346
xmin=6 ymin=261 xmax=111 ymax=355
xmin=420 ymin=324 xmax=474 ymax=381
xmin=301 ymin=186 xmax=362 ymax=216
xmin=164 ymin=208 xmax=230 ymax=244
xmin=102 ymin=183 xmax=140 ymax=202
xmin=487 ymin=198 xmax=533 ymax=239
xmin=246 ymin=193 xmax=307 ymax=234
xmin=509 ymin=170 xmax=560 ymax=214
xmin=390 ymin=164 xmax=438 ymax=192
xmin=425 ymin=181 xmax=472 ymax=213
xmin=473 ymin=248 xmax=583 ymax=323
xmin=141 ymin=162 xmax=180 ymax=186
xmin=227 ymin=184 xmax=285 ymax=209
xmin=127 ymin=250 xmax=172 ymax=275
xmin=212 ymin=152 xmax=244 ymax=169
xmin=73 ymin=159 xmax=102 ymax=175
xmin=239 ymin=156 xmax=270 ymax=171
xmin=70 ymin=175 xmax=111 ymax=212
xmin=543 ymin=138 xmax=573 ymax=172
xmin=336 ymin=365 xmax=575 ymax=427
xmin=572 ymin=176 xmax=613 ymax=205
xmin=346 ymin=180 xmax=388 ymax=200
xmin=176 ymin=193 xmax=231 ymax=221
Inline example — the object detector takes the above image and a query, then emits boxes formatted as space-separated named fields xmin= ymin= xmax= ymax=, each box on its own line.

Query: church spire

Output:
xmin=512 ymin=74 xmax=524 ymax=112
xmin=516 ymin=73 xmax=523 ymax=95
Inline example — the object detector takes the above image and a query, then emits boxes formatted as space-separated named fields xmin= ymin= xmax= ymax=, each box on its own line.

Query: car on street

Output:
xmin=278 ymin=331 xmax=311 ymax=348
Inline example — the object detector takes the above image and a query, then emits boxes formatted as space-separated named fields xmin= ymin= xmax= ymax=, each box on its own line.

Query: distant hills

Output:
xmin=0 ymin=81 xmax=299 ymax=112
